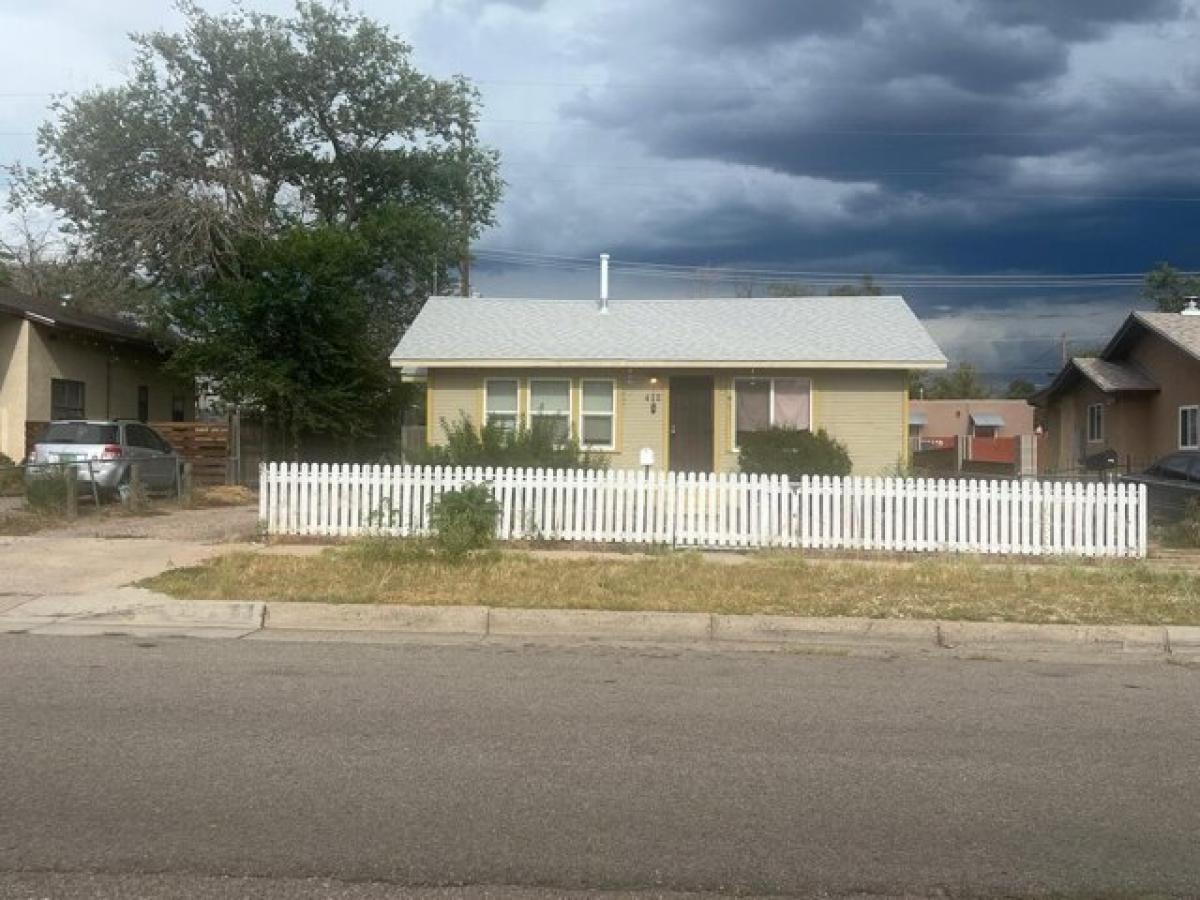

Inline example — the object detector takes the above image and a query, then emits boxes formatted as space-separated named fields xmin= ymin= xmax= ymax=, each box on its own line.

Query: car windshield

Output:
xmin=39 ymin=423 xmax=119 ymax=445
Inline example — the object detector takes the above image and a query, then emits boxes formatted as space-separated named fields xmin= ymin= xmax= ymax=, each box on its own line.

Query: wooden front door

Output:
xmin=668 ymin=377 xmax=714 ymax=473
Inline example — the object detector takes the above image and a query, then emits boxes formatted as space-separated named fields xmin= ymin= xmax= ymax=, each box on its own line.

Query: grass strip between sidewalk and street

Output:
xmin=141 ymin=538 xmax=1200 ymax=626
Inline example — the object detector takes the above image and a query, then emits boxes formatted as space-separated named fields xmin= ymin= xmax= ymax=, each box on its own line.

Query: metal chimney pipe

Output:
xmin=599 ymin=253 xmax=610 ymax=313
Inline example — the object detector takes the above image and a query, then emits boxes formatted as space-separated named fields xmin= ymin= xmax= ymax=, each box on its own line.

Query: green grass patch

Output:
xmin=141 ymin=542 xmax=1200 ymax=626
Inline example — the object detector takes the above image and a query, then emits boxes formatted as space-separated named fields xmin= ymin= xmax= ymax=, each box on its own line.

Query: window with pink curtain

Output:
xmin=773 ymin=378 xmax=810 ymax=430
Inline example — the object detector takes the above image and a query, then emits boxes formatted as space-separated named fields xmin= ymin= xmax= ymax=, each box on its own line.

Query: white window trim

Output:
xmin=1086 ymin=402 xmax=1104 ymax=443
xmin=528 ymin=378 xmax=573 ymax=438
xmin=731 ymin=377 xmax=813 ymax=452
xmin=1180 ymin=405 xmax=1199 ymax=449
xmin=483 ymin=378 xmax=519 ymax=430
xmin=578 ymin=378 xmax=617 ymax=451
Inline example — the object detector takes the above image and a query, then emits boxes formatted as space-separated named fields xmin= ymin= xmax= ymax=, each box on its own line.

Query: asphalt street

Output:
xmin=1 ymin=634 xmax=1197 ymax=898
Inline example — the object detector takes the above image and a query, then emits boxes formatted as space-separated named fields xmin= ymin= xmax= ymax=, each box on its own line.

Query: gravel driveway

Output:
xmin=36 ymin=503 xmax=260 ymax=542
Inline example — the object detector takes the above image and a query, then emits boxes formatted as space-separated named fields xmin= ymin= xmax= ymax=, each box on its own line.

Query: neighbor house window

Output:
xmin=1087 ymin=403 xmax=1104 ymax=443
xmin=529 ymin=379 xmax=571 ymax=442
xmin=580 ymin=380 xmax=616 ymax=450
xmin=1181 ymin=406 xmax=1199 ymax=449
xmin=171 ymin=394 xmax=186 ymax=422
xmin=733 ymin=377 xmax=811 ymax=449
xmin=137 ymin=385 xmax=149 ymax=423
xmin=484 ymin=379 xmax=519 ymax=433
xmin=50 ymin=379 xmax=85 ymax=420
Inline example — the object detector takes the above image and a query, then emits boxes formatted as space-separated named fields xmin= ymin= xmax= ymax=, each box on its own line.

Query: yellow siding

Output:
xmin=816 ymin=369 xmax=907 ymax=474
xmin=0 ymin=317 xmax=30 ymax=460
xmin=425 ymin=366 xmax=908 ymax=475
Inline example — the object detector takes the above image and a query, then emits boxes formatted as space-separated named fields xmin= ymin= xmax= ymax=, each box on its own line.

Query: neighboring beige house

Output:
xmin=909 ymin=399 xmax=1036 ymax=445
xmin=1032 ymin=303 xmax=1200 ymax=473
xmin=390 ymin=294 xmax=946 ymax=475
xmin=0 ymin=287 xmax=194 ymax=461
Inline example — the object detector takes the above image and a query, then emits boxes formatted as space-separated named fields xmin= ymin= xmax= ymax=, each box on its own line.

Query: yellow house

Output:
xmin=391 ymin=293 xmax=946 ymax=475
xmin=0 ymin=287 xmax=194 ymax=461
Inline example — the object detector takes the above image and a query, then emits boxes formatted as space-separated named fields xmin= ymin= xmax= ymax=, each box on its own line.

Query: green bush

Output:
xmin=429 ymin=483 xmax=501 ymax=560
xmin=1162 ymin=499 xmax=1200 ymax=549
xmin=25 ymin=470 xmax=70 ymax=514
xmin=737 ymin=427 xmax=852 ymax=478
xmin=0 ymin=453 xmax=22 ymax=497
xmin=414 ymin=416 xmax=607 ymax=470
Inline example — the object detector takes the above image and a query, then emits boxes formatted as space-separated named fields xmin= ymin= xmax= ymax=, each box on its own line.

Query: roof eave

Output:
xmin=390 ymin=357 xmax=948 ymax=371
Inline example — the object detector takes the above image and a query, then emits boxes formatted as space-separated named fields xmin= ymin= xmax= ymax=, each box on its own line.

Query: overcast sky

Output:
xmin=3 ymin=0 xmax=1199 ymax=384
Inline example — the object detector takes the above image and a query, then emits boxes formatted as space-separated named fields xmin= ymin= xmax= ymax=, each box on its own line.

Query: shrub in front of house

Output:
xmin=429 ymin=482 xmax=501 ymax=560
xmin=737 ymin=427 xmax=852 ymax=479
xmin=25 ymin=469 xmax=71 ymax=515
xmin=1162 ymin=498 xmax=1200 ymax=549
xmin=0 ymin=453 xmax=23 ymax=497
xmin=415 ymin=416 xmax=607 ymax=470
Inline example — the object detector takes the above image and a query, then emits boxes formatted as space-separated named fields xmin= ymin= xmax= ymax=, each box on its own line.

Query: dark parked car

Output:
xmin=1121 ymin=450 xmax=1200 ymax=522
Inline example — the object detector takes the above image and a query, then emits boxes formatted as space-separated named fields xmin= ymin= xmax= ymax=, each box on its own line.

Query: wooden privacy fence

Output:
xmin=149 ymin=422 xmax=231 ymax=486
xmin=260 ymin=463 xmax=1148 ymax=558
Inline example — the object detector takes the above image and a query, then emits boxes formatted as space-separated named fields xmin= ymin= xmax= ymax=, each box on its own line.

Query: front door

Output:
xmin=669 ymin=377 xmax=714 ymax=473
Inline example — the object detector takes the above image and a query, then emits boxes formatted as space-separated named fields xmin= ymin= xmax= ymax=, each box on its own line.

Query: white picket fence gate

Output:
xmin=259 ymin=463 xmax=1148 ymax=558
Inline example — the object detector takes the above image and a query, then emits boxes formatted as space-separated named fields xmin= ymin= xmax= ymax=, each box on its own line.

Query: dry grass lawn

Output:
xmin=142 ymin=539 xmax=1200 ymax=626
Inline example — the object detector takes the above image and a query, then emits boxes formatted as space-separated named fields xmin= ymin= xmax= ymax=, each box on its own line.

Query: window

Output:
xmin=171 ymin=394 xmax=187 ymax=423
xmin=484 ymin=379 xmax=519 ymax=433
xmin=50 ymin=379 xmax=85 ymax=420
xmin=137 ymin=385 xmax=149 ymax=423
xmin=1180 ymin=406 xmax=1199 ymax=449
xmin=124 ymin=424 xmax=159 ymax=450
xmin=529 ymin=379 xmax=571 ymax=442
xmin=39 ymin=423 xmax=117 ymax=445
xmin=733 ymin=377 xmax=811 ymax=449
xmin=1086 ymin=403 xmax=1104 ymax=443
xmin=580 ymin=380 xmax=616 ymax=449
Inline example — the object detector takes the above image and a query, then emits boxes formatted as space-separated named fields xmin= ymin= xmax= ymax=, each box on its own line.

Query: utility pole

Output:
xmin=460 ymin=203 xmax=471 ymax=297
xmin=1060 ymin=332 xmax=1068 ymax=366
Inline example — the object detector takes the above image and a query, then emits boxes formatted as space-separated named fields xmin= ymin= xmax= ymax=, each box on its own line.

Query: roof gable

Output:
xmin=1104 ymin=310 xmax=1200 ymax=364
xmin=391 ymin=294 xmax=946 ymax=368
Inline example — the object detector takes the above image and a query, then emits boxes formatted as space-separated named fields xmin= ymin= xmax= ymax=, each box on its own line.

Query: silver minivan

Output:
xmin=27 ymin=420 xmax=181 ymax=496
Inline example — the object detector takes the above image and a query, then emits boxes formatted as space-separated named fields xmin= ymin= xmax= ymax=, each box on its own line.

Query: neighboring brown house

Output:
xmin=0 ymin=287 xmax=194 ymax=461
xmin=1033 ymin=304 xmax=1200 ymax=473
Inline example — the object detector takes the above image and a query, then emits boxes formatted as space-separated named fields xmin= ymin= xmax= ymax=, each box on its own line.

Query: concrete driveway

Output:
xmin=0 ymin=505 xmax=267 ymax=634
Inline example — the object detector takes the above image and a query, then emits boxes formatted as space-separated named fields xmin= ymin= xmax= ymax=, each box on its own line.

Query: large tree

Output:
xmin=29 ymin=0 xmax=500 ymax=293
xmin=172 ymin=208 xmax=446 ymax=456
xmin=1141 ymin=262 xmax=1200 ymax=313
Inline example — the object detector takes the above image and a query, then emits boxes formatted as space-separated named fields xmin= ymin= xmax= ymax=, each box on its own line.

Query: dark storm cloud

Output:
xmin=673 ymin=0 xmax=885 ymax=46
xmin=550 ymin=0 xmax=1200 ymax=281
xmin=972 ymin=0 xmax=1186 ymax=39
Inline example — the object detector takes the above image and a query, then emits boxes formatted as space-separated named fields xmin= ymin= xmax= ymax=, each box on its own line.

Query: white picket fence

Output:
xmin=259 ymin=463 xmax=1148 ymax=558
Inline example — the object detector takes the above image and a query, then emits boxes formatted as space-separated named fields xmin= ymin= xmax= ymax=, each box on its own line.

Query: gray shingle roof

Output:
xmin=391 ymin=295 xmax=946 ymax=367
xmin=1132 ymin=311 xmax=1200 ymax=361
xmin=1072 ymin=357 xmax=1159 ymax=393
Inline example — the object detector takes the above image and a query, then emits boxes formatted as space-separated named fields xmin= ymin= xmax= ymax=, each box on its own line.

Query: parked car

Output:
xmin=26 ymin=420 xmax=182 ymax=497
xmin=1121 ymin=450 xmax=1200 ymax=522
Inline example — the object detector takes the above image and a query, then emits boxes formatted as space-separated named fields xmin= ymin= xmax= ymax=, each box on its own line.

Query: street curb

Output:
xmin=487 ymin=607 xmax=712 ymax=642
xmin=265 ymin=602 xmax=489 ymax=635
xmin=255 ymin=602 xmax=1185 ymax=655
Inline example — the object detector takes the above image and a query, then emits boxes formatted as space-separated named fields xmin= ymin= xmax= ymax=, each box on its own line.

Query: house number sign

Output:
xmin=644 ymin=392 xmax=662 ymax=414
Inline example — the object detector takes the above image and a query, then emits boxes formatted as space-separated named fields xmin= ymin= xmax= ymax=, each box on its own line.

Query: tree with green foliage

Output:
xmin=827 ymin=274 xmax=884 ymax=296
xmin=913 ymin=363 xmax=992 ymax=400
xmin=29 ymin=1 xmax=500 ymax=290
xmin=20 ymin=1 xmax=502 ymax=453
xmin=1004 ymin=378 xmax=1036 ymax=399
xmin=1141 ymin=262 xmax=1200 ymax=313
xmin=169 ymin=211 xmax=446 ymax=457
